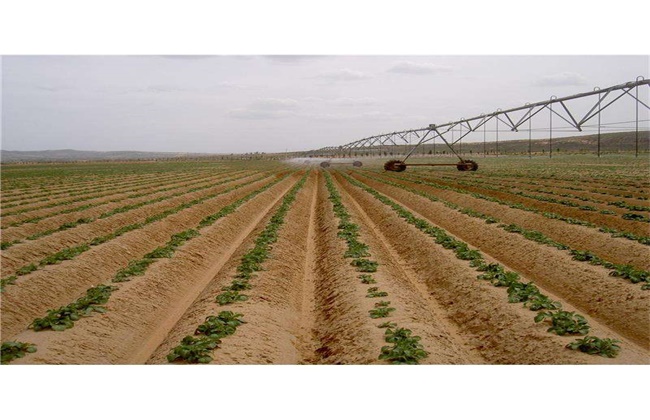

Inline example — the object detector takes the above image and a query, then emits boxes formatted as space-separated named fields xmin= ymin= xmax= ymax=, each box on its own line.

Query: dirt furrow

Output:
xmin=0 ymin=173 xmax=286 ymax=339
xmin=1 ymin=172 xmax=261 ymax=275
xmin=147 ymin=172 xmax=319 ymax=364
xmin=365 ymin=171 xmax=650 ymax=270
xmin=349 ymin=172 xmax=650 ymax=350
xmin=6 ymin=173 xmax=302 ymax=364
xmin=332 ymin=173 xmax=484 ymax=364
xmin=337 ymin=171 xmax=649 ymax=364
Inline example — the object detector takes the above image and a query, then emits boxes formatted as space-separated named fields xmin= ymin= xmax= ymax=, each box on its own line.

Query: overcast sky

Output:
xmin=1 ymin=55 xmax=648 ymax=153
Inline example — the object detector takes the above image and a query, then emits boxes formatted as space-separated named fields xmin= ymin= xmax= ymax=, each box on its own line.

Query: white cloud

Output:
xmin=387 ymin=61 xmax=453 ymax=75
xmin=535 ymin=72 xmax=588 ymax=86
xmin=313 ymin=68 xmax=371 ymax=81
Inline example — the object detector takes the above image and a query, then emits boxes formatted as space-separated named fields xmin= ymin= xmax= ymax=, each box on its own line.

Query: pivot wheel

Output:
xmin=456 ymin=160 xmax=478 ymax=171
xmin=320 ymin=161 xmax=331 ymax=168
xmin=352 ymin=161 xmax=363 ymax=167
xmin=384 ymin=159 xmax=407 ymax=172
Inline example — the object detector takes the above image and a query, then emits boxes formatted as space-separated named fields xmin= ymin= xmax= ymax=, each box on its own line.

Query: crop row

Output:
xmin=446 ymin=166 xmax=647 ymax=189
xmin=439 ymin=172 xmax=649 ymax=203
xmin=358 ymin=172 xmax=650 ymax=289
xmin=167 ymin=172 xmax=308 ymax=363
xmin=1 ymin=168 xmax=217 ymax=209
xmin=1 ymin=169 xmax=213 ymax=215
xmin=1 ymin=171 xmax=252 ymax=248
xmin=0 ymin=173 xmax=294 ymax=363
xmin=324 ymin=172 xmax=428 ymax=364
xmin=379 ymin=171 xmax=650 ymax=246
xmin=1 ymin=169 xmax=236 ymax=225
xmin=0 ymin=173 xmax=273 ymax=291
xmin=421 ymin=173 xmax=648 ymax=223
xmin=341 ymin=171 xmax=621 ymax=358
xmin=1 ymin=161 xmax=225 ymax=192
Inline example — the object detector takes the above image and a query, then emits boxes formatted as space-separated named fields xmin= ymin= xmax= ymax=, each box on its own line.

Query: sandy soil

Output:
xmin=411 ymin=172 xmax=650 ymax=237
xmin=369 ymin=171 xmax=650 ymax=270
xmin=1 ymin=171 xmax=258 ymax=274
xmin=4 ymin=166 xmax=648 ymax=365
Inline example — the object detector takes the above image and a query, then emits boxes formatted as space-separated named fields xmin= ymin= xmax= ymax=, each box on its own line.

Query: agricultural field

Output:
xmin=1 ymin=155 xmax=648 ymax=365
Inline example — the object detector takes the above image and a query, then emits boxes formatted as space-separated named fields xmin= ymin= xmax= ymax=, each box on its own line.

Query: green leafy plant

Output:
xmin=359 ymin=274 xmax=377 ymax=284
xmin=1 ymin=341 xmax=37 ymax=364
xmin=16 ymin=264 xmax=38 ymax=276
xmin=29 ymin=285 xmax=117 ymax=331
xmin=215 ymin=290 xmax=249 ymax=305
xmin=366 ymin=287 xmax=388 ymax=298
xmin=379 ymin=327 xmax=429 ymax=365
xmin=566 ymin=336 xmax=621 ymax=358
xmin=0 ymin=275 xmax=18 ymax=292
xmin=377 ymin=322 xmax=397 ymax=329
xmin=195 ymin=311 xmax=245 ymax=339
xmin=166 ymin=336 xmax=220 ymax=364
xmin=507 ymin=282 xmax=541 ymax=303
xmin=524 ymin=294 xmax=562 ymax=311
xmin=609 ymin=265 xmax=649 ymax=284
xmin=351 ymin=258 xmax=378 ymax=272
xmin=534 ymin=310 xmax=590 ymax=336
xmin=476 ymin=264 xmax=520 ymax=287
xmin=369 ymin=306 xmax=395 ymax=318
xmin=223 ymin=279 xmax=252 ymax=291
xmin=114 ymin=257 xmax=156 ymax=282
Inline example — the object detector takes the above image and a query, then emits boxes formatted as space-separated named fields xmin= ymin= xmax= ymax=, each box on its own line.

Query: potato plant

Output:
xmin=166 ymin=336 xmax=220 ymax=364
xmin=28 ymin=285 xmax=117 ymax=331
xmin=1 ymin=341 xmax=37 ymax=364
xmin=566 ymin=336 xmax=621 ymax=358
xmin=534 ymin=311 xmax=590 ymax=336
xmin=169 ymin=172 xmax=308 ymax=363
xmin=379 ymin=327 xmax=429 ymax=365
xmin=343 ymin=172 xmax=619 ymax=357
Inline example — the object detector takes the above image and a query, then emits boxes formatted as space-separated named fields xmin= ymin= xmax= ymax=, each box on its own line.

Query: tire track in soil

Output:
xmin=0 ymin=173 xmax=284 ymax=339
xmin=410 ymin=172 xmax=650 ymax=237
xmin=0 ymin=171 xmax=259 ymax=274
xmin=338 ymin=171 xmax=649 ymax=364
xmin=368 ymin=171 xmax=650 ymax=270
xmin=331 ymin=173 xmax=484 ymax=364
xmin=350 ymin=172 xmax=650 ymax=350
xmin=7 ymin=173 xmax=302 ymax=364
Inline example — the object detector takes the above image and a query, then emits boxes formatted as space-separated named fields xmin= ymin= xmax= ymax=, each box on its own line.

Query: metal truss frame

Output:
xmin=306 ymin=77 xmax=649 ymax=160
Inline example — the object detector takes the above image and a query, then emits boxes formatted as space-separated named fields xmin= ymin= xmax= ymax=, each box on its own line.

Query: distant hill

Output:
xmin=2 ymin=131 xmax=648 ymax=163
xmin=0 ymin=149 xmax=218 ymax=163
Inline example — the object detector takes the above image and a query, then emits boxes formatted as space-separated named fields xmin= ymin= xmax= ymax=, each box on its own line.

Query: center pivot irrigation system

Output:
xmin=306 ymin=77 xmax=649 ymax=172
